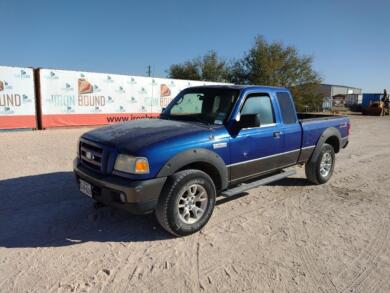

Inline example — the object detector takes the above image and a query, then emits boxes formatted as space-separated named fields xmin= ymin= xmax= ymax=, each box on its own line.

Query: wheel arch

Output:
xmin=310 ymin=127 xmax=341 ymax=162
xmin=324 ymin=135 xmax=340 ymax=153
xmin=157 ymin=148 xmax=229 ymax=191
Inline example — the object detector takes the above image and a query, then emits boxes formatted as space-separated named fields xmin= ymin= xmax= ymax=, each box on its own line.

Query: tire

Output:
xmin=305 ymin=143 xmax=335 ymax=185
xmin=155 ymin=169 xmax=216 ymax=237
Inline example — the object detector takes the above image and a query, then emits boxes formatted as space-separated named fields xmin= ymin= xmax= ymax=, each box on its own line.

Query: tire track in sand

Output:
xmin=285 ymin=194 xmax=337 ymax=293
xmin=340 ymin=219 xmax=389 ymax=293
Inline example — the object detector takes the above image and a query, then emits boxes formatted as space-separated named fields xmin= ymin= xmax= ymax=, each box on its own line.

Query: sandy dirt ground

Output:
xmin=1 ymin=115 xmax=390 ymax=293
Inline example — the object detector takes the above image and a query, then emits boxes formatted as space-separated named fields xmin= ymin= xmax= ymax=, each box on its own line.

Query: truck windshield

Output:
xmin=160 ymin=87 xmax=240 ymax=125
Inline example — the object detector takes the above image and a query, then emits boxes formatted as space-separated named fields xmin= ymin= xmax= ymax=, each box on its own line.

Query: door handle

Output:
xmin=273 ymin=131 xmax=282 ymax=139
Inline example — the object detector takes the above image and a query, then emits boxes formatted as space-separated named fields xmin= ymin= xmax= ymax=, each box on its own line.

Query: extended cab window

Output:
xmin=276 ymin=92 xmax=297 ymax=124
xmin=241 ymin=94 xmax=275 ymax=125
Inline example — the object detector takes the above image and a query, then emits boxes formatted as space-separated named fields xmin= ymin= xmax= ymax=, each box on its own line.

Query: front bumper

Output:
xmin=73 ymin=159 xmax=167 ymax=214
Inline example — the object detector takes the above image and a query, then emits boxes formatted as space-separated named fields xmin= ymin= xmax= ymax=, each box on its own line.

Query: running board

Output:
xmin=221 ymin=169 xmax=296 ymax=198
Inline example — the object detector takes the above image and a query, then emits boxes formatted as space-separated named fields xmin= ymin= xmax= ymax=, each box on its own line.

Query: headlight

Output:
xmin=114 ymin=154 xmax=150 ymax=174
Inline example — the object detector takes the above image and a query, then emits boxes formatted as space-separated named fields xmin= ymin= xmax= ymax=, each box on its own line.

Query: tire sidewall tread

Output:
xmin=305 ymin=143 xmax=335 ymax=185
xmin=155 ymin=169 xmax=216 ymax=236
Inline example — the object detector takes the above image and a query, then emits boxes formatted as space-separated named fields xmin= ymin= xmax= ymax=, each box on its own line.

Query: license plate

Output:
xmin=80 ymin=179 xmax=92 ymax=198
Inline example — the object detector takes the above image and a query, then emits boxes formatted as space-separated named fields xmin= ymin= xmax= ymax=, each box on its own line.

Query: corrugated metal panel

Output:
xmin=321 ymin=85 xmax=362 ymax=95
xmin=319 ymin=84 xmax=332 ymax=97
xmin=331 ymin=86 xmax=362 ymax=96
xmin=331 ymin=86 xmax=348 ymax=96
xmin=322 ymin=97 xmax=332 ymax=110
xmin=345 ymin=94 xmax=362 ymax=106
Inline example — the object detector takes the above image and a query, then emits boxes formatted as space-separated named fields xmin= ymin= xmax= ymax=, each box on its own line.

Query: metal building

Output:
xmin=319 ymin=84 xmax=363 ymax=111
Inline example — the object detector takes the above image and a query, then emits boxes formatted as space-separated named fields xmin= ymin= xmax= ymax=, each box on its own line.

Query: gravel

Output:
xmin=0 ymin=115 xmax=390 ymax=292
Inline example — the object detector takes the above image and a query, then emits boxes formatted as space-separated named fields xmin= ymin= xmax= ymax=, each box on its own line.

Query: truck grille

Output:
xmin=80 ymin=139 xmax=105 ymax=172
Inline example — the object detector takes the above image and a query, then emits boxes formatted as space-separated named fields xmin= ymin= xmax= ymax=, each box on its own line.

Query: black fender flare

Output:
xmin=310 ymin=127 xmax=341 ymax=162
xmin=157 ymin=148 xmax=229 ymax=190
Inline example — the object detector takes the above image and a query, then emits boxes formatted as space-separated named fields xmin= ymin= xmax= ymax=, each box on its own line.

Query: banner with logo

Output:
xmin=0 ymin=66 xmax=36 ymax=129
xmin=39 ymin=69 xmax=223 ymax=128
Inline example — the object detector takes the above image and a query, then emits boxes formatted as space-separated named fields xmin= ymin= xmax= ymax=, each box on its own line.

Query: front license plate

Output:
xmin=80 ymin=179 xmax=92 ymax=198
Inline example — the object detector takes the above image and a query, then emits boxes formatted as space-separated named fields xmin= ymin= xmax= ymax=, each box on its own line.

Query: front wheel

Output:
xmin=305 ymin=143 xmax=335 ymax=185
xmin=155 ymin=169 xmax=216 ymax=236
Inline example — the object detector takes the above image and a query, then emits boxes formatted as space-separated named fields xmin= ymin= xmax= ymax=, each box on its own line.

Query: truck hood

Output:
xmin=82 ymin=118 xmax=210 ymax=153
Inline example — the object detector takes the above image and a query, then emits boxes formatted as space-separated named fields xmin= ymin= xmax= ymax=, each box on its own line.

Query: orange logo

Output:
xmin=160 ymin=84 xmax=171 ymax=97
xmin=78 ymin=78 xmax=93 ymax=94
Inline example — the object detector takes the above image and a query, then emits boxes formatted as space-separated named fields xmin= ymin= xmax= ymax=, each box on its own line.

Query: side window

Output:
xmin=276 ymin=92 xmax=297 ymax=124
xmin=241 ymin=94 xmax=275 ymax=125
xmin=211 ymin=96 xmax=221 ymax=113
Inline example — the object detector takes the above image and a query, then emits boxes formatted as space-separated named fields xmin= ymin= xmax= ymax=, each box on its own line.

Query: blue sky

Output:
xmin=1 ymin=0 xmax=389 ymax=92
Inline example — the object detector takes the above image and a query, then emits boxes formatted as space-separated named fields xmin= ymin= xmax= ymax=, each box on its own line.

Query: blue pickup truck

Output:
xmin=74 ymin=85 xmax=350 ymax=236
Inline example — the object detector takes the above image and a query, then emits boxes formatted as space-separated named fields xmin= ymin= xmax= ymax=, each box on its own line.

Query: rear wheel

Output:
xmin=305 ymin=143 xmax=335 ymax=184
xmin=155 ymin=169 xmax=216 ymax=236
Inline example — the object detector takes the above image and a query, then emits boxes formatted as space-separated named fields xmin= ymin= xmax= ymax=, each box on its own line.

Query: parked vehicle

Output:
xmin=74 ymin=85 xmax=350 ymax=236
xmin=362 ymin=100 xmax=389 ymax=116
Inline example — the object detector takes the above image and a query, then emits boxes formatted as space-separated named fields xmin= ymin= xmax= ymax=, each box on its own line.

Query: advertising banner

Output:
xmin=39 ymin=69 xmax=223 ymax=128
xmin=0 ymin=66 xmax=36 ymax=129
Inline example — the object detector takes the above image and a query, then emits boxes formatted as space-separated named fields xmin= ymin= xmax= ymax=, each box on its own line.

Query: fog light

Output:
xmin=119 ymin=193 xmax=126 ymax=203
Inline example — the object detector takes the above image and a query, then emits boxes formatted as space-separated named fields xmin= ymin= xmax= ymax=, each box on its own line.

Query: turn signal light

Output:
xmin=135 ymin=159 xmax=149 ymax=173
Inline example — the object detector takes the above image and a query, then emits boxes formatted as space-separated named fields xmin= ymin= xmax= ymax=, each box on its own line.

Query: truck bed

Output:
xmin=297 ymin=112 xmax=342 ymax=121
xmin=297 ymin=112 xmax=349 ymax=149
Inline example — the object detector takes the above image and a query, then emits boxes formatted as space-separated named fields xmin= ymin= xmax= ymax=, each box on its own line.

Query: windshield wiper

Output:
xmin=163 ymin=115 xmax=212 ymax=126
xmin=190 ymin=116 xmax=212 ymax=126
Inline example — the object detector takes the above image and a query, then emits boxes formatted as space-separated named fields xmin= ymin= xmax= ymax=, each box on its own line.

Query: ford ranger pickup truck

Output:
xmin=74 ymin=85 xmax=350 ymax=236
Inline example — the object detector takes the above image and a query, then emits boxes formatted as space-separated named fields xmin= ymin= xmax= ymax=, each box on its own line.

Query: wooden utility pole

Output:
xmin=147 ymin=65 xmax=151 ymax=77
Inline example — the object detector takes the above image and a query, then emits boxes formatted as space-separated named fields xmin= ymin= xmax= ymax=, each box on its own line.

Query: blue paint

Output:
xmin=80 ymin=86 xmax=350 ymax=180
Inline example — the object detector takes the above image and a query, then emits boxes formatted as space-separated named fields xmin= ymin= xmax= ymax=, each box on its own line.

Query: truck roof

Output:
xmin=188 ymin=84 xmax=289 ymax=92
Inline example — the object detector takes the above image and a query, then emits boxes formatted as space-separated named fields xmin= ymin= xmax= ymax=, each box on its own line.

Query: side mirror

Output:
xmin=161 ymin=107 xmax=166 ymax=112
xmin=237 ymin=114 xmax=261 ymax=129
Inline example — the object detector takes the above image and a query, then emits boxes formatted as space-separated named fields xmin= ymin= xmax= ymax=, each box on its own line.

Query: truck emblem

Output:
xmin=213 ymin=142 xmax=227 ymax=149
xmin=86 ymin=152 xmax=93 ymax=160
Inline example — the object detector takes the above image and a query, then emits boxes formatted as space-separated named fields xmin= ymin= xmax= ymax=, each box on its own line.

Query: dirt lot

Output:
xmin=1 ymin=115 xmax=390 ymax=292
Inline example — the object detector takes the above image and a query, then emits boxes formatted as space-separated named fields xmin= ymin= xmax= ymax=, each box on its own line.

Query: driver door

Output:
xmin=228 ymin=92 xmax=284 ymax=183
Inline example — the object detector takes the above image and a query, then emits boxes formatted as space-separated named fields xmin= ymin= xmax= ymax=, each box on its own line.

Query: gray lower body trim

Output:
xmin=298 ymin=145 xmax=316 ymax=163
xmin=226 ymin=149 xmax=301 ymax=168
xmin=228 ymin=149 xmax=300 ymax=184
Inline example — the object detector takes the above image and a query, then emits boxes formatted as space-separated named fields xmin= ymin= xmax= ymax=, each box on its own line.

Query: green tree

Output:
xmin=167 ymin=51 xmax=229 ymax=82
xmin=229 ymin=36 xmax=322 ymax=111
xmin=290 ymin=83 xmax=323 ymax=112
xmin=167 ymin=36 xmax=323 ymax=111
xmin=167 ymin=61 xmax=200 ymax=81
